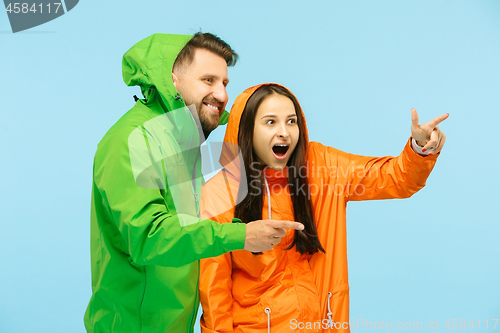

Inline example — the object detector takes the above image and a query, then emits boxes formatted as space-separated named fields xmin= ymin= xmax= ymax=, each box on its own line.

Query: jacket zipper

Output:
xmin=188 ymin=127 xmax=201 ymax=332
xmin=138 ymin=267 xmax=147 ymax=332
xmin=188 ymin=113 xmax=200 ymax=217
xmin=192 ymin=149 xmax=200 ymax=216
xmin=188 ymin=261 xmax=201 ymax=332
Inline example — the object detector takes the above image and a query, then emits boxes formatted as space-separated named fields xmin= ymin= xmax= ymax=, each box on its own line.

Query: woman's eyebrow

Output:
xmin=261 ymin=113 xmax=297 ymax=119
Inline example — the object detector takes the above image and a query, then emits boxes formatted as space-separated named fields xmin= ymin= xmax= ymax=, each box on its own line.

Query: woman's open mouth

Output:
xmin=272 ymin=144 xmax=290 ymax=160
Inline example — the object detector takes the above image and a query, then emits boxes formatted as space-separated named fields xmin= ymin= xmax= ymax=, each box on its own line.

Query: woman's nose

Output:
xmin=277 ymin=124 xmax=289 ymax=138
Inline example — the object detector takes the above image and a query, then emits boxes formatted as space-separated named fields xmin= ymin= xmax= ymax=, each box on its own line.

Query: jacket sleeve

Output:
xmin=199 ymin=252 xmax=234 ymax=332
xmin=93 ymin=128 xmax=246 ymax=267
xmin=315 ymin=138 xmax=439 ymax=201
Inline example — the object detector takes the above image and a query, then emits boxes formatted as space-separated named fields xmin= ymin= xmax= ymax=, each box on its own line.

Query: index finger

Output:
xmin=268 ymin=220 xmax=304 ymax=231
xmin=426 ymin=113 xmax=449 ymax=129
xmin=411 ymin=108 xmax=419 ymax=128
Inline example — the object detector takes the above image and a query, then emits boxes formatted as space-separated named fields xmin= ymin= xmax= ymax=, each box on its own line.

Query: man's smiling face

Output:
xmin=172 ymin=48 xmax=229 ymax=136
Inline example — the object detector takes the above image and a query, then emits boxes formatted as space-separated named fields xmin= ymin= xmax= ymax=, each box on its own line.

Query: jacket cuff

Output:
xmin=406 ymin=137 xmax=439 ymax=162
xmin=220 ymin=222 xmax=246 ymax=251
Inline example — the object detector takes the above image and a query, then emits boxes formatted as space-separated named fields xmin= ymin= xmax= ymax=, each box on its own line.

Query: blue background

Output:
xmin=1 ymin=1 xmax=499 ymax=332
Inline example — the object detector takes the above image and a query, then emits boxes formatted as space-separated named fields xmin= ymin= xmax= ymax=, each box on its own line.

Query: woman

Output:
xmin=199 ymin=83 xmax=442 ymax=332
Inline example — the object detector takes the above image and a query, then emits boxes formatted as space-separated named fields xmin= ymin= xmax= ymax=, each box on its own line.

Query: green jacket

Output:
xmin=84 ymin=33 xmax=246 ymax=333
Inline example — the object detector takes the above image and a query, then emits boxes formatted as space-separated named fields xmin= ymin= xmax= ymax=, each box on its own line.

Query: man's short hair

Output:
xmin=173 ymin=32 xmax=238 ymax=72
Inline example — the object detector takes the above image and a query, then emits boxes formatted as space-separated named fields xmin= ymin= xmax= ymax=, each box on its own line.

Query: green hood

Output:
xmin=122 ymin=33 xmax=229 ymax=125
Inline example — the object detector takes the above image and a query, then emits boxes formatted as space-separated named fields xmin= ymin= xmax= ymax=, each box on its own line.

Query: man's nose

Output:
xmin=211 ymin=83 xmax=228 ymax=105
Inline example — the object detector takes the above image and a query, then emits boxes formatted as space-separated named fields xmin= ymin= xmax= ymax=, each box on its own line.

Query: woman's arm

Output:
xmin=345 ymin=138 xmax=439 ymax=201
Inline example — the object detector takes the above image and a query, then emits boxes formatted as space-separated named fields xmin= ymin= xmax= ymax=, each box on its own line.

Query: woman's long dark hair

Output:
xmin=234 ymin=85 xmax=325 ymax=255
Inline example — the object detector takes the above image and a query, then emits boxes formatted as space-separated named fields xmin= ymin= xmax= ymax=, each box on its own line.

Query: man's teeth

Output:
xmin=206 ymin=104 xmax=218 ymax=110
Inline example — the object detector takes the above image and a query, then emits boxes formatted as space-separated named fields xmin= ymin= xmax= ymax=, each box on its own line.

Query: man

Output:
xmin=84 ymin=33 xmax=303 ymax=333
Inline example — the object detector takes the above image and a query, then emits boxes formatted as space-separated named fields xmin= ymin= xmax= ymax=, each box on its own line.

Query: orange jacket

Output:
xmin=199 ymin=84 xmax=438 ymax=332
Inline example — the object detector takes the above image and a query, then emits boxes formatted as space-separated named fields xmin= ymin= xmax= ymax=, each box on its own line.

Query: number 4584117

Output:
xmin=443 ymin=319 xmax=499 ymax=330
xmin=5 ymin=3 xmax=62 ymax=14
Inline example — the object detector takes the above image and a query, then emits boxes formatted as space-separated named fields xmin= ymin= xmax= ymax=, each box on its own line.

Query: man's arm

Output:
xmin=94 ymin=130 xmax=303 ymax=266
xmin=94 ymin=131 xmax=246 ymax=267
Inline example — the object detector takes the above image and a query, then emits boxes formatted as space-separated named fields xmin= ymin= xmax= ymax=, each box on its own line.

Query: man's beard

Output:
xmin=198 ymin=103 xmax=220 ymax=137
xmin=185 ymin=97 xmax=221 ymax=138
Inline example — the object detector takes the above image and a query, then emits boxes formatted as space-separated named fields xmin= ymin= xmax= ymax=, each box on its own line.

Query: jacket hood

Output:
xmin=220 ymin=83 xmax=309 ymax=170
xmin=122 ymin=33 xmax=229 ymax=125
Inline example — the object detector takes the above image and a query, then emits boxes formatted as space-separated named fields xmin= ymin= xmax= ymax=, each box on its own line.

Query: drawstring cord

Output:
xmin=250 ymin=174 xmax=273 ymax=255
xmin=326 ymin=292 xmax=333 ymax=328
xmin=263 ymin=174 xmax=272 ymax=219
xmin=264 ymin=173 xmax=272 ymax=332
xmin=265 ymin=307 xmax=271 ymax=333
